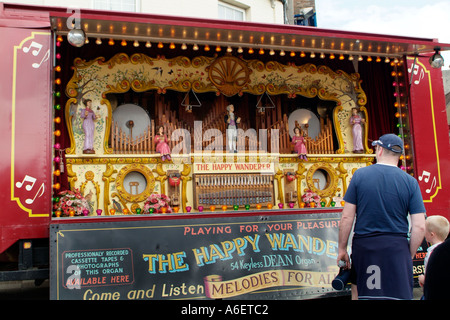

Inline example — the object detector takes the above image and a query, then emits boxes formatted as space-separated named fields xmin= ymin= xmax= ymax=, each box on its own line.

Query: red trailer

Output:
xmin=0 ymin=3 xmax=449 ymax=300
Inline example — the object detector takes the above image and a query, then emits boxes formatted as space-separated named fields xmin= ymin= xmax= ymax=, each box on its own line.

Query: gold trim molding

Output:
xmin=115 ymin=163 xmax=156 ymax=203
xmin=305 ymin=162 xmax=340 ymax=198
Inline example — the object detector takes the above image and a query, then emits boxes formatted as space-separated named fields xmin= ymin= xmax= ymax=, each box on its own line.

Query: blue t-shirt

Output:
xmin=343 ymin=163 xmax=426 ymax=236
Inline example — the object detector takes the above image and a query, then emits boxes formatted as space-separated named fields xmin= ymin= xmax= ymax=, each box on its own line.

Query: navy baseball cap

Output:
xmin=371 ymin=134 xmax=404 ymax=153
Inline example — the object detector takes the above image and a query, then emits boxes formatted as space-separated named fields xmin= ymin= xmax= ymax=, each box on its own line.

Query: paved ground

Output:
xmin=0 ymin=280 xmax=49 ymax=300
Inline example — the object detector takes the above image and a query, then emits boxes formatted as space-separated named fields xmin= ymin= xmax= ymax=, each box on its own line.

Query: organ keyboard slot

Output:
xmin=193 ymin=173 xmax=274 ymax=209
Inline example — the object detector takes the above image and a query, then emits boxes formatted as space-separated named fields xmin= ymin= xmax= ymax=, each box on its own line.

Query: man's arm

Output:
xmin=337 ymin=202 xmax=356 ymax=268
xmin=409 ymin=212 xmax=426 ymax=259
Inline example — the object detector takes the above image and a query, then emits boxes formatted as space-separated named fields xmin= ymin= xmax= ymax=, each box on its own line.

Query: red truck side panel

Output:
xmin=0 ymin=27 xmax=51 ymax=253
xmin=407 ymin=56 xmax=450 ymax=218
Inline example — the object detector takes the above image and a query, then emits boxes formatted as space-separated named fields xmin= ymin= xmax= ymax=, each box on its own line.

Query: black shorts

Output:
xmin=351 ymin=233 xmax=413 ymax=300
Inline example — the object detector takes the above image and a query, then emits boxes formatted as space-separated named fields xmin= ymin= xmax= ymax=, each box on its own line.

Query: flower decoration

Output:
xmin=143 ymin=193 xmax=172 ymax=214
xmin=54 ymin=189 xmax=90 ymax=217
xmin=301 ymin=190 xmax=321 ymax=207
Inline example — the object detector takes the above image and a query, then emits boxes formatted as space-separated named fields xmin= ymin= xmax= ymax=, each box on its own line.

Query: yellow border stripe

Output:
xmin=10 ymin=31 xmax=50 ymax=217
xmin=407 ymin=57 xmax=441 ymax=202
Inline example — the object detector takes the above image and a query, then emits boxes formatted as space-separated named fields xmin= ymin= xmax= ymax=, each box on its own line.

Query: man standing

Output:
xmin=338 ymin=134 xmax=426 ymax=300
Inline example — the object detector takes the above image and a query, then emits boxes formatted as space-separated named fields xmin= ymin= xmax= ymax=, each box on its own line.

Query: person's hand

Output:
xmin=418 ymin=274 xmax=425 ymax=287
xmin=337 ymin=250 xmax=350 ymax=269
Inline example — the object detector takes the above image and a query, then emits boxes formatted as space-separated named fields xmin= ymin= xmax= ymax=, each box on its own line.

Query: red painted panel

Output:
xmin=0 ymin=27 xmax=51 ymax=253
xmin=407 ymin=56 xmax=450 ymax=218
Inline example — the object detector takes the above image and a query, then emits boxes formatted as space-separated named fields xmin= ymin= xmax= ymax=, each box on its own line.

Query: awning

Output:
xmin=3 ymin=3 xmax=450 ymax=57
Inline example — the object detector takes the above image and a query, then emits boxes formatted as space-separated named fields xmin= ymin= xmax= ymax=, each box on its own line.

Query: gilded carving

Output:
xmin=80 ymin=171 xmax=100 ymax=210
xmin=296 ymin=162 xmax=307 ymax=206
xmin=66 ymin=163 xmax=78 ymax=190
xmin=100 ymin=98 xmax=113 ymax=154
xmin=359 ymin=106 xmax=371 ymax=154
xmin=180 ymin=164 xmax=192 ymax=212
xmin=65 ymin=155 xmax=373 ymax=214
xmin=152 ymin=163 xmax=167 ymax=195
xmin=65 ymin=52 xmax=369 ymax=158
xmin=102 ymin=163 xmax=117 ymax=212
xmin=115 ymin=163 xmax=155 ymax=203
xmin=305 ymin=162 xmax=339 ymax=198
xmin=60 ymin=50 xmax=374 ymax=214
xmin=336 ymin=162 xmax=349 ymax=195
xmin=274 ymin=168 xmax=285 ymax=204
xmin=64 ymin=98 xmax=78 ymax=154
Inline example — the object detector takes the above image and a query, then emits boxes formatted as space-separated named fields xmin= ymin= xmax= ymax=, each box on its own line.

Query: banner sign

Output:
xmin=50 ymin=212 xmax=345 ymax=300
xmin=193 ymin=162 xmax=275 ymax=174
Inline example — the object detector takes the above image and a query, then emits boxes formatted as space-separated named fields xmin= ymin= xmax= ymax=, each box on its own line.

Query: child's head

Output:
xmin=425 ymin=215 xmax=450 ymax=243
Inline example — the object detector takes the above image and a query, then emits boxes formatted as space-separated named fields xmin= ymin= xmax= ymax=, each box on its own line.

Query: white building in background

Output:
xmin=1 ymin=0 xmax=286 ymax=24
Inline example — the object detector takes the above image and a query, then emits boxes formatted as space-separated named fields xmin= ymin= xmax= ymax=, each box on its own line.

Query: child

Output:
xmin=418 ymin=215 xmax=450 ymax=289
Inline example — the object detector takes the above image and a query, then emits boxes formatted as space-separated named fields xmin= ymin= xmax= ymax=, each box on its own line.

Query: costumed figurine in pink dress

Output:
xmin=155 ymin=126 xmax=171 ymax=161
xmin=350 ymin=107 xmax=365 ymax=153
xmin=292 ymin=126 xmax=308 ymax=161
xmin=81 ymin=99 xmax=98 ymax=154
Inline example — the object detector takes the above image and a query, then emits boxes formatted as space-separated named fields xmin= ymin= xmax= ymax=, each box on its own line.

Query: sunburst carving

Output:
xmin=207 ymin=55 xmax=250 ymax=96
